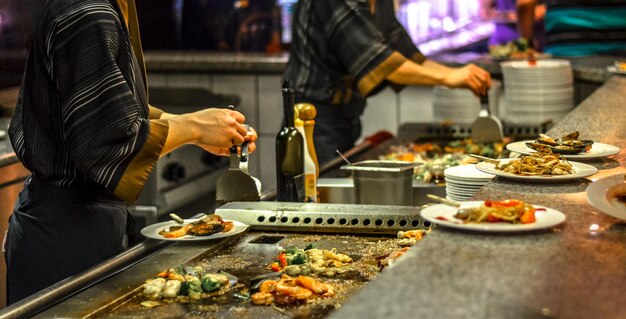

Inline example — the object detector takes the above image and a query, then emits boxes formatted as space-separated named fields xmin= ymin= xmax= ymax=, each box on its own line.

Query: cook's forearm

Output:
xmin=387 ymin=60 xmax=446 ymax=86
xmin=422 ymin=59 xmax=453 ymax=73
xmin=159 ymin=115 xmax=199 ymax=156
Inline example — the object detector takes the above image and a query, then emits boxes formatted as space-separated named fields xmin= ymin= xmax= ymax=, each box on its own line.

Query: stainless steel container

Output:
xmin=341 ymin=160 xmax=421 ymax=206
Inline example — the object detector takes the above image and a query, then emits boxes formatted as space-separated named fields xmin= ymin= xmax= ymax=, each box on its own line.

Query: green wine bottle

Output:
xmin=276 ymin=83 xmax=305 ymax=202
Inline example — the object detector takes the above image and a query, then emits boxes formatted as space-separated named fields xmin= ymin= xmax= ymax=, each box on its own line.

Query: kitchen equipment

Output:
xmin=341 ymin=160 xmax=422 ymax=206
xmin=215 ymin=142 xmax=261 ymax=204
xmin=24 ymin=200 xmax=430 ymax=318
xmin=216 ymin=201 xmax=429 ymax=234
xmin=471 ymin=93 xmax=504 ymax=143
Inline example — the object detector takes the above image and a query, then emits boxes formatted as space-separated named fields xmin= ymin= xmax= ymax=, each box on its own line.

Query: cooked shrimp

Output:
xmin=259 ymin=280 xmax=276 ymax=293
xmin=296 ymin=275 xmax=334 ymax=297
xmin=251 ymin=292 xmax=274 ymax=305
xmin=275 ymin=275 xmax=313 ymax=300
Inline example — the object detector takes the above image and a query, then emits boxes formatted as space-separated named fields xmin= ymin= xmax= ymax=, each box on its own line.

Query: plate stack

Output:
xmin=432 ymin=85 xmax=500 ymax=124
xmin=444 ymin=164 xmax=495 ymax=202
xmin=501 ymin=59 xmax=574 ymax=125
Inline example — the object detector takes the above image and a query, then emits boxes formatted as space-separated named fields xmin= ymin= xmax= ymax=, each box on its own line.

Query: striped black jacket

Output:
xmin=8 ymin=0 xmax=167 ymax=203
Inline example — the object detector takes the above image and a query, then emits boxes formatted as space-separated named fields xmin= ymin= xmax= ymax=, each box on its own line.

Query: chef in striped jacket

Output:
xmin=4 ymin=0 xmax=257 ymax=304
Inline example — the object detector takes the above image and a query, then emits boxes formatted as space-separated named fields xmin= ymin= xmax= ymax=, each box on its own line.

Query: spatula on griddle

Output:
xmin=215 ymin=109 xmax=260 ymax=204
xmin=470 ymin=92 xmax=504 ymax=143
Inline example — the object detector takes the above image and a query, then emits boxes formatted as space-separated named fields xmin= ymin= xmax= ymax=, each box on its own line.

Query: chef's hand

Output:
xmin=441 ymin=64 xmax=491 ymax=96
xmin=199 ymin=126 xmax=258 ymax=156
xmin=193 ymin=107 xmax=248 ymax=148
xmin=161 ymin=108 xmax=249 ymax=156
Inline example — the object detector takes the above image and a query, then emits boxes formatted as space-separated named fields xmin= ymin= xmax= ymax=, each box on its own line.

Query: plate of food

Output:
xmin=421 ymin=200 xmax=566 ymax=232
xmin=586 ymin=173 xmax=626 ymax=220
xmin=141 ymin=214 xmax=248 ymax=241
xmin=475 ymin=152 xmax=597 ymax=181
xmin=607 ymin=61 xmax=626 ymax=75
xmin=506 ymin=131 xmax=619 ymax=159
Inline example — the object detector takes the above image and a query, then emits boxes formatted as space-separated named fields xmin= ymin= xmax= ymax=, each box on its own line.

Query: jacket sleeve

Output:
xmin=50 ymin=3 xmax=167 ymax=203
xmin=324 ymin=0 xmax=409 ymax=97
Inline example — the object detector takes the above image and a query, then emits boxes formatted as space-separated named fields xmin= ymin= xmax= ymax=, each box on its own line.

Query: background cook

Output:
xmin=283 ymin=0 xmax=492 ymax=165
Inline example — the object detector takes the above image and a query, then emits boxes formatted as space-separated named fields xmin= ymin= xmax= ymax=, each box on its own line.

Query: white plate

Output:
xmin=607 ymin=65 xmax=626 ymax=75
xmin=586 ymin=174 xmax=626 ymax=220
xmin=507 ymin=140 xmax=620 ymax=159
xmin=421 ymin=201 xmax=566 ymax=232
xmin=444 ymin=164 xmax=495 ymax=181
xmin=141 ymin=218 xmax=248 ymax=241
xmin=475 ymin=159 xmax=597 ymax=181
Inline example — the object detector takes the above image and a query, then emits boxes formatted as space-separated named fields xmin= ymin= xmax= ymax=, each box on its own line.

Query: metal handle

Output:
xmin=480 ymin=93 xmax=490 ymax=115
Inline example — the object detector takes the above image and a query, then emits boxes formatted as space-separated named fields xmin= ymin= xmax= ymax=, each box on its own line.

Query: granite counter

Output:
xmin=329 ymin=76 xmax=626 ymax=319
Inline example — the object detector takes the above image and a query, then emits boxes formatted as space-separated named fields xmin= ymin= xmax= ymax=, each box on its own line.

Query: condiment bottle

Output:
xmin=295 ymin=103 xmax=318 ymax=202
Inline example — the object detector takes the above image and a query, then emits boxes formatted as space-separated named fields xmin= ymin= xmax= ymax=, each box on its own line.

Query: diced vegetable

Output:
xmin=270 ymin=262 xmax=281 ymax=272
xmin=201 ymin=273 xmax=228 ymax=292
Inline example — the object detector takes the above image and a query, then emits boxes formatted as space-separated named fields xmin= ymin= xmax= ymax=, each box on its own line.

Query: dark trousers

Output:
xmin=313 ymin=107 xmax=362 ymax=166
xmin=4 ymin=176 xmax=134 ymax=305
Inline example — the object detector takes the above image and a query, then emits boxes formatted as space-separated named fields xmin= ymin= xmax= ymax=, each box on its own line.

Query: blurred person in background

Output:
xmin=517 ymin=0 xmax=626 ymax=56
xmin=5 ymin=0 xmax=256 ymax=304
xmin=480 ymin=0 xmax=545 ymax=49
xmin=283 ymin=0 xmax=492 ymax=165
xmin=224 ymin=0 xmax=281 ymax=53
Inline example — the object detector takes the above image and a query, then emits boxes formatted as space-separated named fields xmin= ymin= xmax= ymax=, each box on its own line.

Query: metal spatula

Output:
xmin=470 ymin=92 xmax=504 ymax=143
xmin=216 ymin=142 xmax=261 ymax=204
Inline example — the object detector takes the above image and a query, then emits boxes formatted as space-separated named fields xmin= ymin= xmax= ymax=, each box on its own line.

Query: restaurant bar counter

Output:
xmin=0 ymin=61 xmax=624 ymax=318
xmin=328 ymin=76 xmax=626 ymax=319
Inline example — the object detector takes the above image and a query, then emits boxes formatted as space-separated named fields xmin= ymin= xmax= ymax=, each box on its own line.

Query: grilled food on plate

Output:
xmin=496 ymin=149 xmax=573 ymax=176
xmin=159 ymin=214 xmax=234 ymax=238
xmin=525 ymin=131 xmax=593 ymax=155
xmin=454 ymin=199 xmax=538 ymax=224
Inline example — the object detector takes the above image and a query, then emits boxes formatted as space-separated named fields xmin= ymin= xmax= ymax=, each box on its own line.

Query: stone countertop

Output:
xmin=145 ymin=51 xmax=289 ymax=74
xmin=329 ymin=77 xmax=626 ymax=318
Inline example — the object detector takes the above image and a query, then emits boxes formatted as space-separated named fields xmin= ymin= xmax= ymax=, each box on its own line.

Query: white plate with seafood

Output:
xmin=507 ymin=140 xmax=620 ymax=159
xmin=421 ymin=201 xmax=566 ymax=232
xmin=141 ymin=218 xmax=248 ymax=241
xmin=475 ymin=159 xmax=597 ymax=181
xmin=586 ymin=174 xmax=626 ymax=220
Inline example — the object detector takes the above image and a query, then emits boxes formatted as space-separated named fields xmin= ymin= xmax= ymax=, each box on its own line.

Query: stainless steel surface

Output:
xmin=339 ymin=160 xmax=420 ymax=172
xmin=471 ymin=93 xmax=504 ymax=143
xmin=341 ymin=161 xmax=419 ymax=206
xmin=32 ymin=232 xmax=409 ymax=319
xmin=0 ymin=240 xmax=173 ymax=319
xmin=397 ymin=122 xmax=551 ymax=142
xmin=215 ymin=144 xmax=261 ymax=204
xmin=216 ymin=201 xmax=430 ymax=234
xmin=317 ymin=177 xmax=447 ymax=207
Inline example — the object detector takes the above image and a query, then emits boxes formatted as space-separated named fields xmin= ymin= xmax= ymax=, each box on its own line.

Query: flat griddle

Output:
xmin=85 ymin=233 xmax=411 ymax=319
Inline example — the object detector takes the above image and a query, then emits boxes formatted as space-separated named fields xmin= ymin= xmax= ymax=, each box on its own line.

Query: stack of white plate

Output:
xmin=444 ymin=164 xmax=495 ymax=202
xmin=432 ymin=84 xmax=500 ymax=124
xmin=501 ymin=59 xmax=574 ymax=125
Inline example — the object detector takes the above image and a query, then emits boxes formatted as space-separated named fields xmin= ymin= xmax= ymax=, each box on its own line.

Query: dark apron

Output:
xmin=312 ymin=101 xmax=363 ymax=166
xmin=4 ymin=175 xmax=138 ymax=305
